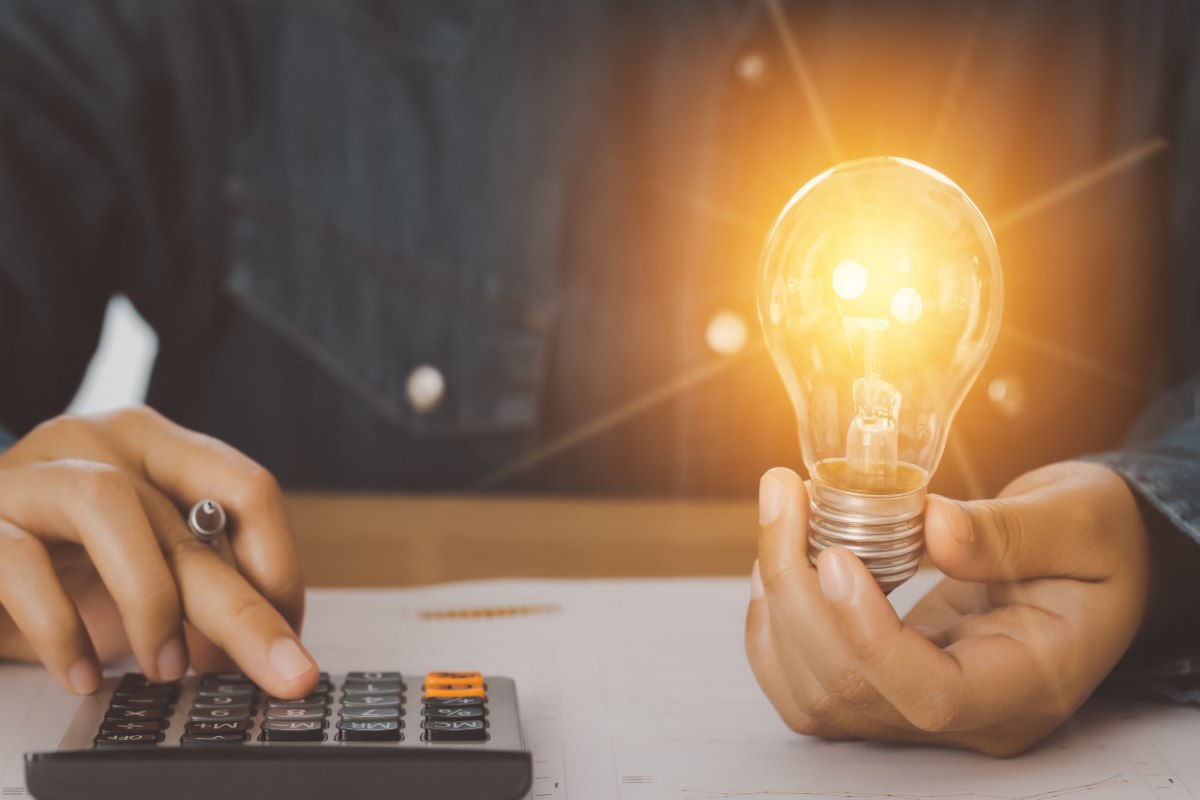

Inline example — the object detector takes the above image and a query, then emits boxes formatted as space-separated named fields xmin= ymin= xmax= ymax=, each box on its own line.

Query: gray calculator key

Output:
xmin=191 ymin=694 xmax=252 ymax=709
xmin=264 ymin=707 xmax=326 ymax=721
xmin=339 ymin=706 xmax=400 ymax=721
xmin=260 ymin=719 xmax=327 ymax=742
xmin=337 ymin=720 xmax=402 ymax=742
xmin=266 ymin=694 xmax=329 ymax=707
xmin=200 ymin=684 xmax=255 ymax=698
xmin=189 ymin=707 xmax=251 ymax=722
xmin=423 ymin=695 xmax=484 ymax=708
xmin=99 ymin=721 xmax=162 ymax=735
xmin=261 ymin=719 xmax=327 ymax=732
xmin=94 ymin=732 xmax=163 ymax=748
xmin=341 ymin=695 xmax=401 ymax=708
xmin=343 ymin=681 xmax=402 ymax=695
xmin=185 ymin=719 xmax=251 ymax=733
xmin=108 ymin=695 xmax=167 ymax=709
xmin=346 ymin=672 xmax=401 ymax=682
xmin=199 ymin=673 xmax=252 ymax=685
xmin=105 ymin=707 xmax=165 ymax=722
xmin=422 ymin=719 xmax=488 ymax=741
xmin=181 ymin=733 xmax=247 ymax=746
xmin=423 ymin=705 xmax=485 ymax=720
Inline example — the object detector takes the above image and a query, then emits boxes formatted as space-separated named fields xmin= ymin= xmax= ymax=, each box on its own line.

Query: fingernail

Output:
xmin=67 ymin=658 xmax=99 ymax=695
xmin=269 ymin=638 xmax=314 ymax=682
xmin=750 ymin=560 xmax=765 ymax=600
xmin=759 ymin=473 xmax=788 ymax=526
xmin=818 ymin=550 xmax=855 ymax=604
xmin=157 ymin=637 xmax=188 ymax=681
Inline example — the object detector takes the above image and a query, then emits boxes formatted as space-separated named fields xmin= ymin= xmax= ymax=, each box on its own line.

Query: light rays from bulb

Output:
xmin=473 ymin=342 xmax=766 ymax=490
xmin=990 ymin=137 xmax=1168 ymax=234
xmin=1001 ymin=324 xmax=1142 ymax=390
xmin=924 ymin=2 xmax=988 ymax=161
xmin=765 ymin=0 xmax=843 ymax=164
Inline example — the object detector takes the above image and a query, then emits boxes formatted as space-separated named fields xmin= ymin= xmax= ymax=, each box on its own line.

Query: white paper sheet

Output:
xmin=2 ymin=574 xmax=1199 ymax=800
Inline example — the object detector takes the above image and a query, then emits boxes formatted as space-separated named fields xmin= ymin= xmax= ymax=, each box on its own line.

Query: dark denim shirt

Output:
xmin=0 ymin=0 xmax=1196 ymax=520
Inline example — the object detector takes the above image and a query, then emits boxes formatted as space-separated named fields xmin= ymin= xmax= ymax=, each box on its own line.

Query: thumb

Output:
xmin=923 ymin=493 xmax=1101 ymax=583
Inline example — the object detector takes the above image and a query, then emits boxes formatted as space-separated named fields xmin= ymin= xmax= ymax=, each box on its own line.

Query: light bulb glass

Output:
xmin=757 ymin=156 xmax=1002 ymax=592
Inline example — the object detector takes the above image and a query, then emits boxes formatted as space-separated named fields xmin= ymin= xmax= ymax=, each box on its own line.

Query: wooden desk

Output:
xmin=285 ymin=494 xmax=758 ymax=587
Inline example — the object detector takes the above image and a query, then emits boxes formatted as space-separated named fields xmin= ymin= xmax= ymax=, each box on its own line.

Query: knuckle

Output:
xmin=824 ymin=669 xmax=877 ymax=712
xmin=71 ymin=462 xmax=134 ymax=506
xmin=806 ymin=691 xmax=844 ymax=723
xmin=985 ymin=503 xmax=1023 ymax=566
xmin=230 ymin=465 xmax=282 ymax=511
xmin=907 ymin=693 xmax=962 ymax=733
xmin=0 ymin=527 xmax=46 ymax=575
xmin=33 ymin=414 xmax=101 ymax=448
xmin=107 ymin=404 xmax=161 ymax=430
xmin=167 ymin=536 xmax=214 ymax=570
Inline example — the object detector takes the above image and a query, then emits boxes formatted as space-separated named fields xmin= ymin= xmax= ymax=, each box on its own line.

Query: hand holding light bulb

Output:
xmin=745 ymin=461 xmax=1151 ymax=756
xmin=747 ymin=157 xmax=1163 ymax=755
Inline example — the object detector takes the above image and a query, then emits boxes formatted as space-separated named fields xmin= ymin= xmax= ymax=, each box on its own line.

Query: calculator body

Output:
xmin=25 ymin=672 xmax=531 ymax=800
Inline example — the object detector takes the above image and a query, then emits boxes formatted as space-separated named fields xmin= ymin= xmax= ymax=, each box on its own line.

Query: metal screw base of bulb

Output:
xmin=808 ymin=480 xmax=926 ymax=595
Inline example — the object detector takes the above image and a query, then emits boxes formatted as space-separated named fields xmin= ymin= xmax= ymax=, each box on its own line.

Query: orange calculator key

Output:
xmin=426 ymin=672 xmax=483 ymax=686
xmin=424 ymin=672 xmax=486 ymax=698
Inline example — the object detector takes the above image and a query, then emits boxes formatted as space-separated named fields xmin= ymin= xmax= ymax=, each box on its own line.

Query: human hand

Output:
xmin=0 ymin=407 xmax=318 ymax=698
xmin=745 ymin=461 xmax=1150 ymax=756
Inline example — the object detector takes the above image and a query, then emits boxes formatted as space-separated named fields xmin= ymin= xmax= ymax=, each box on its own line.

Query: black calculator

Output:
xmin=24 ymin=670 xmax=531 ymax=800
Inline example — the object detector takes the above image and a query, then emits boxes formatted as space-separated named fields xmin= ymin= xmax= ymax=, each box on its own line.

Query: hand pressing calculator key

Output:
xmin=25 ymin=670 xmax=531 ymax=800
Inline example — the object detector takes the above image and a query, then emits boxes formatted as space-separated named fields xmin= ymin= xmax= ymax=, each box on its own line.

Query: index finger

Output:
xmin=100 ymin=407 xmax=305 ymax=630
xmin=134 ymin=482 xmax=320 ymax=699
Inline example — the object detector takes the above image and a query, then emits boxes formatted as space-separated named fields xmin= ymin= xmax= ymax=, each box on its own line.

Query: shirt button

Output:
xmin=406 ymin=365 xmax=445 ymax=414
xmin=987 ymin=375 xmax=1026 ymax=418
xmin=734 ymin=51 xmax=768 ymax=85
xmin=706 ymin=311 xmax=749 ymax=356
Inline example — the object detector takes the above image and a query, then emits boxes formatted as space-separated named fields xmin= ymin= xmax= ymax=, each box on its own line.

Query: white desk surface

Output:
xmin=3 ymin=574 xmax=1199 ymax=800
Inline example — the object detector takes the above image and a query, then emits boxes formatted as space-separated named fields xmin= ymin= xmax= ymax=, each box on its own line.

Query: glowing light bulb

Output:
xmin=757 ymin=157 xmax=1003 ymax=593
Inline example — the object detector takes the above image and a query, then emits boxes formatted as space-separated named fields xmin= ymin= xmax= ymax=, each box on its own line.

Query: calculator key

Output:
xmin=105 ymin=707 xmax=166 ymax=722
xmin=337 ymin=720 xmax=402 ymax=742
xmin=266 ymin=694 xmax=329 ymax=708
xmin=426 ymin=671 xmax=483 ymax=686
xmin=264 ymin=707 xmax=326 ymax=721
xmin=342 ymin=681 xmax=401 ymax=695
xmin=189 ymin=707 xmax=252 ymax=722
xmin=422 ymin=719 xmax=488 ymax=741
xmin=181 ymin=733 xmax=247 ymax=746
xmin=109 ymin=695 xmax=171 ymax=710
xmin=186 ymin=719 xmax=251 ymax=733
xmin=423 ymin=695 xmax=485 ymax=708
xmin=200 ymin=672 xmax=253 ymax=685
xmin=423 ymin=705 xmax=485 ymax=720
xmin=341 ymin=695 xmax=402 ymax=708
xmin=260 ymin=719 xmax=326 ymax=742
xmin=116 ymin=675 xmax=181 ymax=701
xmin=191 ymin=694 xmax=253 ymax=710
xmin=346 ymin=671 xmax=401 ymax=682
xmin=99 ymin=721 xmax=163 ymax=735
xmin=95 ymin=732 xmax=164 ymax=748
xmin=424 ymin=683 xmax=486 ymax=699
xmin=339 ymin=706 xmax=400 ymax=721
xmin=200 ymin=683 xmax=256 ymax=698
